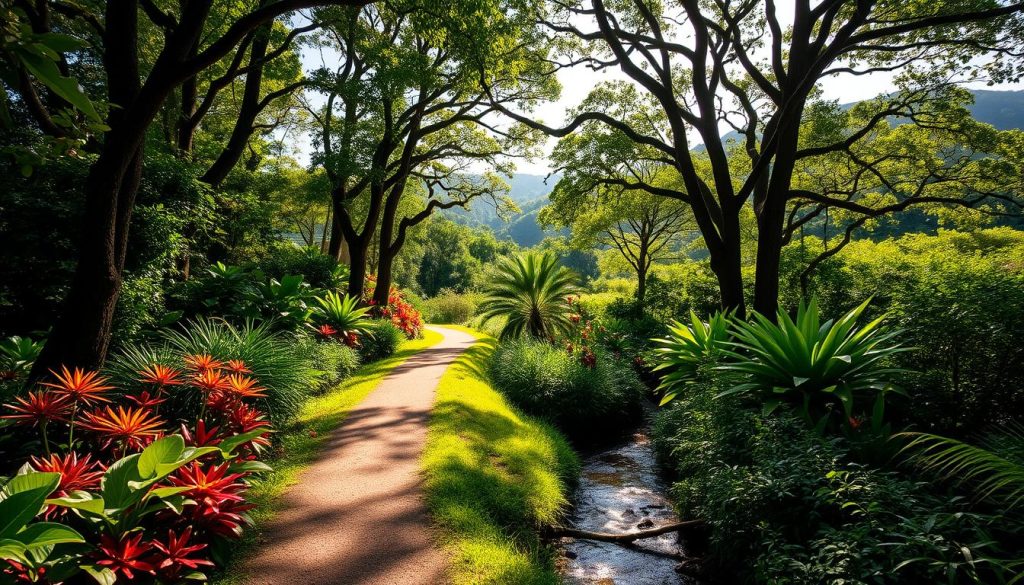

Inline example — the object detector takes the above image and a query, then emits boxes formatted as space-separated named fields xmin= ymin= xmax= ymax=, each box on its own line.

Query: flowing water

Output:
xmin=557 ymin=430 xmax=698 ymax=585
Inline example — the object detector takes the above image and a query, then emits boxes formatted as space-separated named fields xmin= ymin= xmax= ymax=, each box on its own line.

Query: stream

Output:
xmin=557 ymin=429 xmax=698 ymax=585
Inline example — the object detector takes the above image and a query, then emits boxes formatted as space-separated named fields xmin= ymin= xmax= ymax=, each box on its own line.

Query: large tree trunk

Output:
xmin=707 ymin=208 xmax=746 ymax=318
xmin=346 ymin=238 xmax=369 ymax=300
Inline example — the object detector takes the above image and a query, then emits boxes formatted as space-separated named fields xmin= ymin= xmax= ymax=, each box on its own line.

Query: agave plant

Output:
xmin=900 ymin=425 xmax=1024 ymax=510
xmin=719 ymin=297 xmax=909 ymax=431
xmin=313 ymin=291 xmax=372 ymax=344
xmin=242 ymin=274 xmax=314 ymax=330
xmin=651 ymin=310 xmax=734 ymax=405
xmin=478 ymin=252 xmax=579 ymax=340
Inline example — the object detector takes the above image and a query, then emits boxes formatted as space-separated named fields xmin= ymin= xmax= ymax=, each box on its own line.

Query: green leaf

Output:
xmin=100 ymin=454 xmax=142 ymax=511
xmin=81 ymin=564 xmax=117 ymax=585
xmin=219 ymin=429 xmax=271 ymax=458
xmin=0 ymin=473 xmax=60 ymax=538
xmin=15 ymin=49 xmax=101 ymax=121
xmin=13 ymin=522 xmax=84 ymax=549
xmin=0 ymin=539 xmax=28 ymax=563
xmin=46 ymin=492 xmax=105 ymax=517
xmin=138 ymin=435 xmax=185 ymax=478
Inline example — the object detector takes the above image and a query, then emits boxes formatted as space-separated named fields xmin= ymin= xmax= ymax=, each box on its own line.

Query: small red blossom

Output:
xmin=151 ymin=527 xmax=214 ymax=581
xmin=125 ymin=390 xmax=166 ymax=409
xmin=41 ymin=366 xmax=113 ymax=406
xmin=168 ymin=462 xmax=248 ymax=506
xmin=569 ymin=314 xmax=581 ymax=323
xmin=2 ymin=390 xmax=70 ymax=427
xmin=181 ymin=420 xmax=222 ymax=448
xmin=316 ymin=324 xmax=339 ymax=338
xmin=2 ymin=559 xmax=43 ymax=583
xmin=138 ymin=364 xmax=183 ymax=388
xmin=94 ymin=533 xmax=155 ymax=580
xmin=849 ymin=416 xmax=863 ymax=430
xmin=30 ymin=452 xmax=103 ymax=518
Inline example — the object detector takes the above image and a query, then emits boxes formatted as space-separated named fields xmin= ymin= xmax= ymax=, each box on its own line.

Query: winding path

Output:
xmin=239 ymin=326 xmax=476 ymax=585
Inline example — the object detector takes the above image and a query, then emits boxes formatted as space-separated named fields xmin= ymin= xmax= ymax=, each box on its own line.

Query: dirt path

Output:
xmin=239 ymin=326 xmax=476 ymax=585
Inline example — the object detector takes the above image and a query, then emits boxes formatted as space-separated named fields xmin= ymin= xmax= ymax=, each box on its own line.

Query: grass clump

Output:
xmin=359 ymin=320 xmax=406 ymax=362
xmin=423 ymin=327 xmax=579 ymax=585
xmin=422 ymin=289 xmax=483 ymax=324
xmin=211 ymin=329 xmax=442 ymax=585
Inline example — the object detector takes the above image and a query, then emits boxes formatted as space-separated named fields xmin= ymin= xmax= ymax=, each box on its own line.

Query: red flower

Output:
xmin=40 ymin=366 xmax=113 ymax=406
xmin=79 ymin=406 xmax=164 ymax=451
xmin=125 ymin=390 xmax=166 ymax=409
xmin=570 ymin=314 xmax=581 ymax=323
xmin=849 ymin=416 xmax=863 ymax=430
xmin=2 ymin=559 xmax=43 ymax=583
xmin=181 ymin=420 xmax=222 ymax=448
xmin=94 ymin=533 xmax=155 ymax=580
xmin=2 ymin=390 xmax=70 ymax=426
xmin=29 ymin=452 xmax=103 ymax=518
xmin=316 ymin=324 xmax=338 ymax=338
xmin=225 ymin=359 xmax=252 ymax=374
xmin=168 ymin=462 xmax=247 ymax=506
xmin=184 ymin=354 xmax=224 ymax=372
xmin=138 ymin=364 xmax=183 ymax=388
xmin=191 ymin=369 xmax=229 ymax=394
xmin=151 ymin=527 xmax=214 ymax=581
xmin=224 ymin=374 xmax=266 ymax=399
xmin=187 ymin=498 xmax=254 ymax=539
xmin=344 ymin=332 xmax=359 ymax=348
xmin=581 ymin=349 xmax=596 ymax=369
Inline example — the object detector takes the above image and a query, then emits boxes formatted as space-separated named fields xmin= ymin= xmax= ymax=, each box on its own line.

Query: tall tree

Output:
xmin=5 ymin=0 xmax=369 ymax=375
xmin=493 ymin=0 xmax=1024 ymax=317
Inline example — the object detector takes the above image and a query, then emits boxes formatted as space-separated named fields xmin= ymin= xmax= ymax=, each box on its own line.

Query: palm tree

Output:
xmin=478 ymin=252 xmax=579 ymax=340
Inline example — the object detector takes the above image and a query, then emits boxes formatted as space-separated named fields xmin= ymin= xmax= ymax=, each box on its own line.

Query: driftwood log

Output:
xmin=548 ymin=519 xmax=704 ymax=543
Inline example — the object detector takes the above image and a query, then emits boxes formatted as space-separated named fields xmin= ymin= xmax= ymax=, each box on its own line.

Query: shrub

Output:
xmin=478 ymin=252 xmax=579 ymax=340
xmin=489 ymin=338 xmax=644 ymax=439
xmin=720 ymin=297 xmax=908 ymax=433
xmin=651 ymin=310 xmax=734 ymax=405
xmin=651 ymin=371 xmax=1020 ymax=584
xmin=257 ymin=242 xmax=344 ymax=289
xmin=363 ymin=276 xmax=425 ymax=339
xmin=359 ymin=321 xmax=405 ymax=363
xmin=312 ymin=291 xmax=372 ymax=346
xmin=422 ymin=289 xmax=482 ymax=324
xmin=107 ymin=318 xmax=316 ymax=425
xmin=293 ymin=336 xmax=361 ymax=391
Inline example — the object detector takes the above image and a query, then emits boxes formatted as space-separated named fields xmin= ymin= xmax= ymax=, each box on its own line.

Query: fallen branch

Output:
xmin=550 ymin=519 xmax=705 ymax=543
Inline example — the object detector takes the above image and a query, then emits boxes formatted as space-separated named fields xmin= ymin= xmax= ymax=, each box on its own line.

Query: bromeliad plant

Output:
xmin=652 ymin=310 xmax=735 ymax=405
xmin=313 ymin=292 xmax=372 ymax=347
xmin=719 ymin=298 xmax=910 ymax=433
xmin=363 ymin=276 xmax=424 ymax=339
xmin=0 ymin=357 xmax=275 ymax=583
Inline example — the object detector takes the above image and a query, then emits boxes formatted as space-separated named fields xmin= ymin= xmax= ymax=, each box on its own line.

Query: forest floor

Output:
xmin=234 ymin=326 xmax=476 ymax=585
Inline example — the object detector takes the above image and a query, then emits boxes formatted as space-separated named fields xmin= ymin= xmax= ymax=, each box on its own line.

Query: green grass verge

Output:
xmin=423 ymin=326 xmax=580 ymax=585
xmin=212 ymin=329 xmax=443 ymax=584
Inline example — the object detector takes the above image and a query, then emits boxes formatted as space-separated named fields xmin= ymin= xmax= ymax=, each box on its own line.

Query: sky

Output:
xmin=290 ymin=9 xmax=1023 ymax=177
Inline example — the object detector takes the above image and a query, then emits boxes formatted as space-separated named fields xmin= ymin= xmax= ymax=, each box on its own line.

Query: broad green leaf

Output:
xmin=13 ymin=522 xmax=84 ymax=549
xmin=100 ymin=454 xmax=142 ymax=511
xmin=0 ymin=473 xmax=59 ymax=538
xmin=138 ymin=435 xmax=185 ymax=478
xmin=81 ymin=564 xmax=117 ymax=585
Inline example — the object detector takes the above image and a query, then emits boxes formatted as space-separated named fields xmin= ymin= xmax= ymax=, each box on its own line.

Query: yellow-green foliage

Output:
xmin=213 ymin=330 xmax=443 ymax=584
xmin=575 ymin=291 xmax=620 ymax=318
xmin=423 ymin=326 xmax=579 ymax=585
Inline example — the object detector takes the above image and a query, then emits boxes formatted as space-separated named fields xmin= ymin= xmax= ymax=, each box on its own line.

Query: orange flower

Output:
xmin=191 ymin=369 xmax=228 ymax=394
xmin=224 ymin=375 xmax=266 ymax=399
xmin=41 ymin=366 xmax=113 ymax=406
xmin=225 ymin=360 xmax=252 ymax=374
xmin=79 ymin=406 xmax=164 ymax=451
xmin=138 ymin=364 xmax=183 ymax=388
xmin=183 ymin=354 xmax=223 ymax=372
xmin=2 ymin=390 xmax=70 ymax=426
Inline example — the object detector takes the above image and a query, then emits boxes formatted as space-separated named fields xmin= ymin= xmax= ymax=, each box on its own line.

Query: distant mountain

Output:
xmin=445 ymin=90 xmax=1024 ymax=247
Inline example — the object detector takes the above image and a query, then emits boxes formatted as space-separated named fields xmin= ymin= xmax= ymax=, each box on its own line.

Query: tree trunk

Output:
xmin=346 ymin=238 xmax=368 ymax=300
xmin=328 ymin=197 xmax=346 ymax=260
xmin=707 ymin=209 xmax=746 ymax=318
xmin=372 ymin=246 xmax=395 ymax=307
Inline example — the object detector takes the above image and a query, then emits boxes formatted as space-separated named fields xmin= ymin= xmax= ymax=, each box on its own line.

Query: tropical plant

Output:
xmin=900 ymin=425 xmax=1024 ymax=510
xmin=719 ymin=298 xmax=909 ymax=432
xmin=242 ymin=274 xmax=314 ymax=330
xmin=313 ymin=292 xmax=372 ymax=347
xmin=0 ymin=336 xmax=44 ymax=379
xmin=358 ymin=321 xmax=405 ymax=363
xmin=652 ymin=310 xmax=735 ymax=405
xmin=0 ymin=470 xmax=86 ymax=582
xmin=478 ymin=252 xmax=579 ymax=340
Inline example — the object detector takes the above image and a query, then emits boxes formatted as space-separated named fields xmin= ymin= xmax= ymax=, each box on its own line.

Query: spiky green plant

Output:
xmin=478 ymin=252 xmax=579 ymax=340
xmin=651 ymin=310 xmax=734 ymax=405
xmin=719 ymin=297 xmax=910 ymax=430
xmin=313 ymin=291 xmax=372 ymax=338
xmin=900 ymin=425 xmax=1024 ymax=510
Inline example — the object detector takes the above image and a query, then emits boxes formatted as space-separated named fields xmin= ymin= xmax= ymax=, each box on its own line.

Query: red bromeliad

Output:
xmin=169 ymin=462 xmax=248 ymax=506
xmin=125 ymin=390 xmax=166 ymax=409
xmin=30 ymin=452 xmax=103 ymax=518
xmin=2 ymin=390 xmax=70 ymax=426
xmin=79 ymin=405 xmax=165 ymax=452
xmin=181 ymin=420 xmax=222 ymax=448
xmin=94 ymin=533 xmax=156 ymax=581
xmin=40 ymin=366 xmax=113 ymax=406
xmin=316 ymin=324 xmax=339 ymax=338
xmin=151 ymin=527 xmax=214 ymax=581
